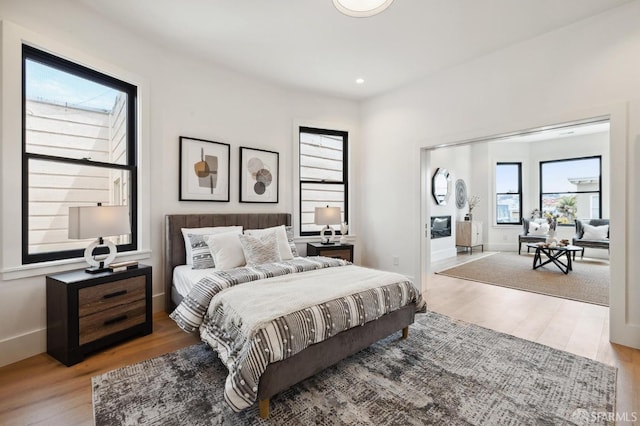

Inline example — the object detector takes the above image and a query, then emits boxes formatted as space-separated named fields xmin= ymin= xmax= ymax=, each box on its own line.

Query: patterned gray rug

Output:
xmin=437 ymin=252 xmax=610 ymax=306
xmin=92 ymin=312 xmax=616 ymax=425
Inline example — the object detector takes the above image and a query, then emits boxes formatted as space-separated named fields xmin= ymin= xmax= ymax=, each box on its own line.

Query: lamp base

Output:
xmin=85 ymin=266 xmax=112 ymax=274
xmin=320 ymin=226 xmax=336 ymax=245
xmin=84 ymin=238 xmax=117 ymax=272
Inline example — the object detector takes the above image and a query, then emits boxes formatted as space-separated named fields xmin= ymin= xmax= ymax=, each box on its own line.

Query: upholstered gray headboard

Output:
xmin=164 ymin=213 xmax=291 ymax=312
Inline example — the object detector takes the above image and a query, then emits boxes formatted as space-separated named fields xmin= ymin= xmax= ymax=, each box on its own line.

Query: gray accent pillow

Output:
xmin=188 ymin=234 xmax=215 ymax=270
xmin=285 ymin=225 xmax=298 ymax=257
xmin=238 ymin=233 xmax=282 ymax=266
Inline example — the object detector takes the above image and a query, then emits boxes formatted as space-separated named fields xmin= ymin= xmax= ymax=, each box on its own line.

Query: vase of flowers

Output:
xmin=466 ymin=195 xmax=480 ymax=221
xmin=545 ymin=213 xmax=558 ymax=245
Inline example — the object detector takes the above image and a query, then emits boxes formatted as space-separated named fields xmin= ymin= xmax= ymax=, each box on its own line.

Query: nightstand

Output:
xmin=306 ymin=242 xmax=354 ymax=262
xmin=46 ymin=265 xmax=152 ymax=366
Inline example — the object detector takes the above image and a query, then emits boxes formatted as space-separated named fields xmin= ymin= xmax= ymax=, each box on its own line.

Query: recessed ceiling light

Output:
xmin=333 ymin=0 xmax=395 ymax=18
xmin=355 ymin=78 xmax=365 ymax=84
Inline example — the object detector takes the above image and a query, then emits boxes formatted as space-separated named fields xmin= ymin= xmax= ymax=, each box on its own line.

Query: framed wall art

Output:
xmin=179 ymin=136 xmax=230 ymax=202
xmin=239 ymin=147 xmax=279 ymax=203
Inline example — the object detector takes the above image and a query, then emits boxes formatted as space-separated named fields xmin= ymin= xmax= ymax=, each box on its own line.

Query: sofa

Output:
xmin=518 ymin=218 xmax=548 ymax=255
xmin=572 ymin=218 xmax=609 ymax=259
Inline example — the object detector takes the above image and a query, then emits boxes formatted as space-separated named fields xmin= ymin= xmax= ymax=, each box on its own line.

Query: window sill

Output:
xmin=1 ymin=250 xmax=151 ymax=281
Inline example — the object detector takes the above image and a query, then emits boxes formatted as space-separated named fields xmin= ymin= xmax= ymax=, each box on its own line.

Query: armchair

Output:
xmin=518 ymin=218 xmax=547 ymax=255
xmin=572 ymin=219 xmax=609 ymax=259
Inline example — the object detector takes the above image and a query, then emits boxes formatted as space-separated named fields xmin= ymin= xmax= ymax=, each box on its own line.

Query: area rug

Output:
xmin=92 ymin=311 xmax=616 ymax=425
xmin=437 ymin=252 xmax=609 ymax=306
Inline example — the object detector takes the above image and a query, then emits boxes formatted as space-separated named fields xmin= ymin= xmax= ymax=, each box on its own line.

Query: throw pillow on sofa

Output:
xmin=582 ymin=223 xmax=609 ymax=240
xmin=529 ymin=221 xmax=549 ymax=236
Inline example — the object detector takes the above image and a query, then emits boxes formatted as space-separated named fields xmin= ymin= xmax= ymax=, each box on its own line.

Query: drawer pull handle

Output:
xmin=103 ymin=290 xmax=127 ymax=299
xmin=104 ymin=315 xmax=128 ymax=326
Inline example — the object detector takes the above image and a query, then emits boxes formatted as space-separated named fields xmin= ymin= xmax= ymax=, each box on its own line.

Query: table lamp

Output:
xmin=314 ymin=206 xmax=341 ymax=245
xmin=68 ymin=204 xmax=131 ymax=273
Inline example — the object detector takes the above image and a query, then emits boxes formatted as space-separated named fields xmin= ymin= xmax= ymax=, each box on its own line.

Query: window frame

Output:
xmin=539 ymin=155 xmax=602 ymax=226
xmin=495 ymin=162 xmax=522 ymax=225
xmin=298 ymin=126 xmax=348 ymax=237
xmin=21 ymin=44 xmax=138 ymax=264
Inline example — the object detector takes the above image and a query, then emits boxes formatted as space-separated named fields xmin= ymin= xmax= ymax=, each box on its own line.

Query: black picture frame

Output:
xmin=239 ymin=147 xmax=279 ymax=203
xmin=179 ymin=136 xmax=230 ymax=202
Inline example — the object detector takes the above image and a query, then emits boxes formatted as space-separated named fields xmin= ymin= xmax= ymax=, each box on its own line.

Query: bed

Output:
xmin=164 ymin=213 xmax=425 ymax=418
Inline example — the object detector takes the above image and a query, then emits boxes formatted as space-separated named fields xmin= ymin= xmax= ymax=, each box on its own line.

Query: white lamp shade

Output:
xmin=333 ymin=0 xmax=394 ymax=17
xmin=314 ymin=206 xmax=341 ymax=226
xmin=68 ymin=206 xmax=131 ymax=239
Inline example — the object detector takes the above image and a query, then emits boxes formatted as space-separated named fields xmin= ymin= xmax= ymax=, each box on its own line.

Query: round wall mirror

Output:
xmin=432 ymin=168 xmax=450 ymax=205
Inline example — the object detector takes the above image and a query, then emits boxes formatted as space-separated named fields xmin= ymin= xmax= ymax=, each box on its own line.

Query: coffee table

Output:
xmin=526 ymin=243 xmax=584 ymax=274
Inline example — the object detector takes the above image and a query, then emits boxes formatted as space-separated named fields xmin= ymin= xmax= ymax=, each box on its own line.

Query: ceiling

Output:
xmin=78 ymin=0 xmax=632 ymax=101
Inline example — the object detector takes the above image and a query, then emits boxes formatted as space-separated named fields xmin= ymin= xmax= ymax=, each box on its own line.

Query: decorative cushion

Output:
xmin=582 ymin=223 xmax=609 ymax=240
xmin=181 ymin=226 xmax=242 ymax=265
xmin=528 ymin=221 xmax=549 ymax=236
xmin=285 ymin=225 xmax=298 ymax=257
xmin=238 ymin=233 xmax=282 ymax=266
xmin=245 ymin=225 xmax=294 ymax=260
xmin=188 ymin=234 xmax=215 ymax=270
xmin=204 ymin=232 xmax=246 ymax=270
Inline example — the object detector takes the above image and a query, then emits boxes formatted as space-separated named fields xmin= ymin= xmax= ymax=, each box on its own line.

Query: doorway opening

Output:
xmin=420 ymin=117 xmax=611 ymax=308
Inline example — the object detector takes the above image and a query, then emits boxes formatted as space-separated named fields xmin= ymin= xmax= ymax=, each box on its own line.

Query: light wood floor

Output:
xmin=0 ymin=314 xmax=200 ymax=426
xmin=1 ymin=263 xmax=638 ymax=425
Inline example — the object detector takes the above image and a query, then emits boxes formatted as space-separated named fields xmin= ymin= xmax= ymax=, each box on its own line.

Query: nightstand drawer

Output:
xmin=319 ymin=248 xmax=351 ymax=260
xmin=307 ymin=242 xmax=354 ymax=262
xmin=79 ymin=299 xmax=146 ymax=345
xmin=78 ymin=276 xmax=146 ymax=317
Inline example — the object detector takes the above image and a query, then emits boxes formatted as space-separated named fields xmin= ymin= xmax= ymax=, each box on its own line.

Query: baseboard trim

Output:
xmin=431 ymin=248 xmax=458 ymax=263
xmin=0 ymin=328 xmax=46 ymax=368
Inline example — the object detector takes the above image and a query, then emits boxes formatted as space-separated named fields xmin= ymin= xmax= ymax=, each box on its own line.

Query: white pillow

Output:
xmin=244 ymin=225 xmax=294 ymax=260
xmin=528 ymin=221 xmax=549 ymax=236
xmin=238 ymin=233 xmax=282 ymax=266
xmin=181 ymin=226 xmax=242 ymax=265
xmin=582 ymin=223 xmax=609 ymax=240
xmin=205 ymin=232 xmax=246 ymax=270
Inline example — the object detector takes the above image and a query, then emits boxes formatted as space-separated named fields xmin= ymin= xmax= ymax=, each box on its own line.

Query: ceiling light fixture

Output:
xmin=356 ymin=78 xmax=365 ymax=84
xmin=333 ymin=0 xmax=395 ymax=18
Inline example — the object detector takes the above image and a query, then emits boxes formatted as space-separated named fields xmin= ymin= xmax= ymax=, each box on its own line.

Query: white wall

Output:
xmin=0 ymin=1 xmax=359 ymax=366
xmin=359 ymin=1 xmax=640 ymax=348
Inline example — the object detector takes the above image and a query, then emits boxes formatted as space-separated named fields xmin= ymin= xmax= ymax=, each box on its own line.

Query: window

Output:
xmin=299 ymin=127 xmax=348 ymax=235
xmin=539 ymin=156 xmax=601 ymax=225
xmin=495 ymin=162 xmax=522 ymax=225
xmin=22 ymin=45 xmax=137 ymax=264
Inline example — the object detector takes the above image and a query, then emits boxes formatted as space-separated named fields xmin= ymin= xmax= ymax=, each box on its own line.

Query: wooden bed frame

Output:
xmin=164 ymin=213 xmax=416 ymax=418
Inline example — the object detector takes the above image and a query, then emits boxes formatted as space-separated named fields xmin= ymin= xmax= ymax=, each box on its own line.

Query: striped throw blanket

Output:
xmin=199 ymin=264 xmax=426 ymax=412
xmin=170 ymin=257 xmax=351 ymax=333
